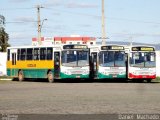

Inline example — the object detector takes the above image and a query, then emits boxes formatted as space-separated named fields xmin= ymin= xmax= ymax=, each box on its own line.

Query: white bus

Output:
xmin=125 ymin=45 xmax=156 ymax=82
xmin=90 ymin=45 xmax=126 ymax=80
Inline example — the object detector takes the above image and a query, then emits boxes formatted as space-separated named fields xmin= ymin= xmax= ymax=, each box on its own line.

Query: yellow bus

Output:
xmin=7 ymin=44 xmax=90 ymax=82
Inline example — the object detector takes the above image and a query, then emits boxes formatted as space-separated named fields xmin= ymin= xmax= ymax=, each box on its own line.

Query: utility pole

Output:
xmin=37 ymin=5 xmax=43 ymax=45
xmin=130 ymin=36 xmax=133 ymax=46
xmin=101 ymin=0 xmax=106 ymax=45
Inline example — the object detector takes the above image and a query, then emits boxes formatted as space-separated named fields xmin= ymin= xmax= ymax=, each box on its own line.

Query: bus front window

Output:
xmin=99 ymin=51 xmax=126 ymax=67
xmin=114 ymin=51 xmax=125 ymax=67
xmin=62 ymin=51 xmax=77 ymax=67
xmin=62 ymin=50 xmax=89 ymax=67
xmin=99 ymin=51 xmax=114 ymax=67
xmin=130 ymin=52 xmax=155 ymax=67
xmin=77 ymin=51 xmax=89 ymax=66
xmin=145 ymin=52 xmax=156 ymax=67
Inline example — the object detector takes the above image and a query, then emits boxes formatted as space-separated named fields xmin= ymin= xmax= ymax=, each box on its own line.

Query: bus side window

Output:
xmin=34 ymin=48 xmax=39 ymax=60
xmin=47 ymin=48 xmax=53 ymax=60
xmin=40 ymin=48 xmax=46 ymax=60
xmin=27 ymin=48 xmax=33 ymax=60
xmin=7 ymin=49 xmax=10 ymax=61
xmin=20 ymin=49 xmax=26 ymax=60
xmin=17 ymin=49 xmax=20 ymax=60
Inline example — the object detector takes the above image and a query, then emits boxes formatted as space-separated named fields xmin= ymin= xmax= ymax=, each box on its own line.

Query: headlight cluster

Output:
xmin=101 ymin=72 xmax=109 ymax=75
xmin=82 ymin=70 xmax=89 ymax=75
xmin=119 ymin=71 xmax=126 ymax=75
xmin=64 ymin=71 xmax=71 ymax=75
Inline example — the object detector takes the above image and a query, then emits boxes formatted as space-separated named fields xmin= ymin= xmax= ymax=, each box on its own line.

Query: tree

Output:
xmin=0 ymin=15 xmax=10 ymax=52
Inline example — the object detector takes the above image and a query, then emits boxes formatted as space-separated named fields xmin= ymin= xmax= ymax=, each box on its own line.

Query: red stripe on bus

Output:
xmin=129 ymin=73 xmax=156 ymax=79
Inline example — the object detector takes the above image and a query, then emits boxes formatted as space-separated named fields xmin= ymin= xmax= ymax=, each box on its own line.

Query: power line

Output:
xmin=107 ymin=17 xmax=160 ymax=24
xmin=6 ymin=21 xmax=37 ymax=24
xmin=44 ymin=7 xmax=100 ymax=18
xmin=44 ymin=7 xmax=160 ymax=25
xmin=2 ymin=6 xmax=160 ymax=25
xmin=0 ymin=7 xmax=34 ymax=10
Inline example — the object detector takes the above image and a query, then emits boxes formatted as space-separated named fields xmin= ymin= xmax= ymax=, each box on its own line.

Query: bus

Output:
xmin=7 ymin=44 xmax=90 ymax=82
xmin=90 ymin=45 xmax=126 ymax=80
xmin=61 ymin=44 xmax=90 ymax=79
xmin=125 ymin=46 xmax=156 ymax=82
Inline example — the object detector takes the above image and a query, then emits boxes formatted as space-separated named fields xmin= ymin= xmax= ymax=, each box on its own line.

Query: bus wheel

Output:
xmin=147 ymin=79 xmax=151 ymax=83
xmin=18 ymin=70 xmax=24 ymax=82
xmin=47 ymin=71 xmax=54 ymax=83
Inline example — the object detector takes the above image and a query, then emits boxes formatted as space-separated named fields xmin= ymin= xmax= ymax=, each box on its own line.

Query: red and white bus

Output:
xmin=125 ymin=46 xmax=156 ymax=82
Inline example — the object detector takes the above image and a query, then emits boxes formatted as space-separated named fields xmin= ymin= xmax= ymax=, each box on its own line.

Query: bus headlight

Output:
xmin=64 ymin=71 xmax=71 ymax=75
xmin=120 ymin=72 xmax=125 ymax=75
xmin=150 ymin=72 xmax=155 ymax=75
xmin=83 ymin=70 xmax=89 ymax=75
xmin=101 ymin=72 xmax=109 ymax=75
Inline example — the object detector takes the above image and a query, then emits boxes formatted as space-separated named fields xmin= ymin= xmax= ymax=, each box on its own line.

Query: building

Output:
xmin=32 ymin=37 xmax=54 ymax=46
xmin=32 ymin=36 xmax=96 ymax=46
xmin=0 ymin=52 xmax=7 ymax=76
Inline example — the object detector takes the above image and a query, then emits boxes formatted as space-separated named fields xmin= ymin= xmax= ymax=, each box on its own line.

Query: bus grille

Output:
xmin=108 ymin=72 xmax=120 ymax=74
xmin=137 ymin=72 xmax=150 ymax=75
xmin=70 ymin=70 xmax=84 ymax=74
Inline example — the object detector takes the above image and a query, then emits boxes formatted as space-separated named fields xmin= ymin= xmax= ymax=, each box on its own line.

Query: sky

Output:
xmin=1 ymin=0 xmax=160 ymax=46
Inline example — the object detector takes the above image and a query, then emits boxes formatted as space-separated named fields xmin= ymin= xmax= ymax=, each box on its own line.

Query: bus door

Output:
xmin=54 ymin=52 xmax=60 ymax=78
xmin=91 ymin=52 xmax=98 ymax=79
xmin=125 ymin=53 xmax=128 ymax=78
xmin=11 ymin=53 xmax=16 ymax=65
xmin=10 ymin=50 xmax=17 ymax=76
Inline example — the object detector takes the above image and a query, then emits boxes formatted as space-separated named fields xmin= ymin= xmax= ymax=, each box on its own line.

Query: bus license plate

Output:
xmin=76 ymin=76 xmax=80 ymax=78
xmin=142 ymin=76 xmax=147 ymax=78
xmin=112 ymin=75 xmax=117 ymax=78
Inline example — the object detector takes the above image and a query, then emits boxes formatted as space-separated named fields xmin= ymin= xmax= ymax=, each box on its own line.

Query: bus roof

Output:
xmin=7 ymin=44 xmax=62 ymax=49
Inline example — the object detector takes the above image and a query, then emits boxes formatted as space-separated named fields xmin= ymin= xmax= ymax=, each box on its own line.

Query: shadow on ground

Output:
xmin=12 ymin=78 xmax=159 ymax=83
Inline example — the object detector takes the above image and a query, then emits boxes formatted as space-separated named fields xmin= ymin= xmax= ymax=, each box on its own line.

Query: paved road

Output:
xmin=0 ymin=81 xmax=160 ymax=114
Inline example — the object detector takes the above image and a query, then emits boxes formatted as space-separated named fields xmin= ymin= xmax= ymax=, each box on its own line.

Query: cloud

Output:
xmin=79 ymin=24 xmax=92 ymax=28
xmin=111 ymin=32 xmax=145 ymax=38
xmin=9 ymin=32 xmax=33 ymax=45
xmin=10 ymin=32 xmax=31 ymax=39
xmin=8 ymin=0 xmax=31 ymax=3
xmin=13 ymin=16 xmax=35 ymax=23
xmin=43 ymin=0 xmax=64 ymax=7
xmin=51 ymin=12 xmax=61 ymax=16
xmin=53 ymin=24 xmax=66 ymax=30
xmin=66 ymin=2 xmax=98 ymax=8
xmin=150 ymin=33 xmax=160 ymax=37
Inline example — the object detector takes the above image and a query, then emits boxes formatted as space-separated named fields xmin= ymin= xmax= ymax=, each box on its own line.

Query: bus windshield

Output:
xmin=99 ymin=51 xmax=125 ymax=67
xmin=62 ymin=50 xmax=89 ymax=67
xmin=130 ymin=52 xmax=156 ymax=67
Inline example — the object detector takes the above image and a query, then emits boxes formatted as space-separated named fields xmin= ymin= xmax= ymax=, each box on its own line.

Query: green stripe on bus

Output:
xmin=7 ymin=69 xmax=54 ymax=78
xmin=98 ymin=72 xmax=126 ymax=79
xmin=60 ymin=72 xmax=89 ymax=79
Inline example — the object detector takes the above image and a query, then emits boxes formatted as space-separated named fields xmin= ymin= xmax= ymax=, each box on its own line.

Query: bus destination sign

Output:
xmin=101 ymin=46 xmax=124 ymax=50
xmin=63 ymin=45 xmax=88 ymax=49
xmin=132 ymin=47 xmax=154 ymax=51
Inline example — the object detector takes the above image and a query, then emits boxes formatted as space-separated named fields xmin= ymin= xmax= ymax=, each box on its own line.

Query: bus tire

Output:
xmin=18 ymin=70 xmax=24 ymax=82
xmin=147 ymin=79 xmax=151 ymax=83
xmin=47 ymin=71 xmax=54 ymax=83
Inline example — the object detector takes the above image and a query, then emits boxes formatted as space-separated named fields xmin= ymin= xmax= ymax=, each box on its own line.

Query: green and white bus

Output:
xmin=7 ymin=44 xmax=90 ymax=82
xmin=90 ymin=45 xmax=126 ymax=79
